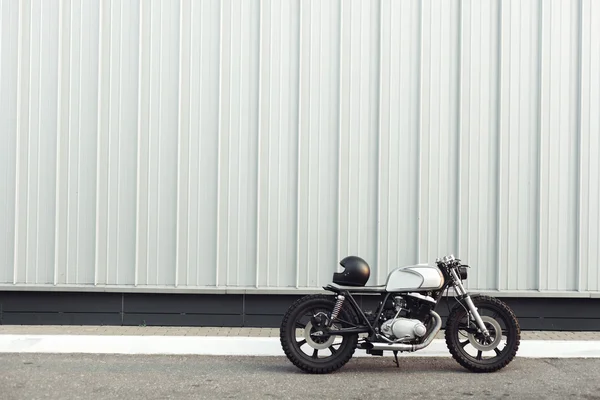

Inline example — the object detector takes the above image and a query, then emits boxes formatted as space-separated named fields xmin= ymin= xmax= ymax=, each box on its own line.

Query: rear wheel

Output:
xmin=280 ymin=294 xmax=358 ymax=374
xmin=445 ymin=295 xmax=520 ymax=373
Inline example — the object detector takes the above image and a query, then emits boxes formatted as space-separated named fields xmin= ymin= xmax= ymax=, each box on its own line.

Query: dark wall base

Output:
xmin=1 ymin=291 xmax=599 ymax=331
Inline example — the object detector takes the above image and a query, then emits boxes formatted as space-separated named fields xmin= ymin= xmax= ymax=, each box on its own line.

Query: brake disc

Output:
xmin=468 ymin=315 xmax=503 ymax=352
xmin=303 ymin=321 xmax=336 ymax=350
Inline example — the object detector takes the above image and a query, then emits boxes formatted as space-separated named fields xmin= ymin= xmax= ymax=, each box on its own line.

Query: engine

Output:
xmin=378 ymin=293 xmax=436 ymax=343
xmin=381 ymin=317 xmax=427 ymax=342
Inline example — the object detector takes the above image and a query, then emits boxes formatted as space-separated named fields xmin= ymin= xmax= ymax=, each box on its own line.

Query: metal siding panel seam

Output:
xmin=255 ymin=0 xmax=262 ymax=288
xmin=215 ymin=0 xmax=223 ymax=288
xmin=376 ymin=0 xmax=384 ymax=283
xmin=576 ymin=0 xmax=583 ymax=292
xmin=294 ymin=0 xmax=302 ymax=289
xmin=335 ymin=0 xmax=342 ymax=285
xmin=174 ymin=0 xmax=184 ymax=288
xmin=134 ymin=0 xmax=143 ymax=287
xmin=536 ymin=0 xmax=544 ymax=291
xmin=94 ymin=0 xmax=102 ymax=286
xmin=53 ymin=0 xmax=63 ymax=286
xmin=13 ymin=0 xmax=26 ymax=285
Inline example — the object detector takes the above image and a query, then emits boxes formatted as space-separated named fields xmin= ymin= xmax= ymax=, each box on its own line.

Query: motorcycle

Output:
xmin=280 ymin=254 xmax=520 ymax=373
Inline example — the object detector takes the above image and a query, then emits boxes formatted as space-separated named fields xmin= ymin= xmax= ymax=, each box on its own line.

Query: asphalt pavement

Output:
xmin=1 ymin=354 xmax=599 ymax=400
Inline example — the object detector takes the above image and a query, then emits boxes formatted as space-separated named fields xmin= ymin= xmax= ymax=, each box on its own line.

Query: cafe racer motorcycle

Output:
xmin=280 ymin=255 xmax=520 ymax=373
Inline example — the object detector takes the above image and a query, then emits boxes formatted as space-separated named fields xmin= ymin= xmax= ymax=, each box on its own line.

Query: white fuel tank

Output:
xmin=385 ymin=264 xmax=444 ymax=292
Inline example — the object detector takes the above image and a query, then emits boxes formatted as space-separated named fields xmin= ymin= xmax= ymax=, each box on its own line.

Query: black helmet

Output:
xmin=333 ymin=256 xmax=370 ymax=287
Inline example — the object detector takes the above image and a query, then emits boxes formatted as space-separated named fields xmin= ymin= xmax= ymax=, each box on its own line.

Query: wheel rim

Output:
xmin=454 ymin=304 xmax=513 ymax=363
xmin=290 ymin=304 xmax=346 ymax=361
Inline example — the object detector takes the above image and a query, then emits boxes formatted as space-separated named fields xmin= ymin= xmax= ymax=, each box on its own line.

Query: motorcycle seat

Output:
xmin=326 ymin=282 xmax=387 ymax=293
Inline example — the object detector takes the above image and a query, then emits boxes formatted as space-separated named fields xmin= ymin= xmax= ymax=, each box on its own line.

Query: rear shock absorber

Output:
xmin=330 ymin=295 xmax=346 ymax=323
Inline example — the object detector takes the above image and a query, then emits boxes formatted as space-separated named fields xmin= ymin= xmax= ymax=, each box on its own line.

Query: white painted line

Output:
xmin=1 ymin=335 xmax=600 ymax=358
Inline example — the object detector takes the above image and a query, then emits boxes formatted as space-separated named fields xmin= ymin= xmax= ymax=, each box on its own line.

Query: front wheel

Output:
xmin=445 ymin=295 xmax=520 ymax=373
xmin=280 ymin=294 xmax=358 ymax=374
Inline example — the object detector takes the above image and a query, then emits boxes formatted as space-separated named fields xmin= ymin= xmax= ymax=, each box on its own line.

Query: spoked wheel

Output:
xmin=280 ymin=294 xmax=358 ymax=374
xmin=445 ymin=295 xmax=520 ymax=373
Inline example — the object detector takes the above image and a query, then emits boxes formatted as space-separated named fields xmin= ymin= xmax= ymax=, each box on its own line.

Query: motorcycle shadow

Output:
xmin=261 ymin=357 xmax=471 ymax=375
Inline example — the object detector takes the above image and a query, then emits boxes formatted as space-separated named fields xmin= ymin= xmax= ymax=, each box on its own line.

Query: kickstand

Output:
xmin=393 ymin=351 xmax=399 ymax=368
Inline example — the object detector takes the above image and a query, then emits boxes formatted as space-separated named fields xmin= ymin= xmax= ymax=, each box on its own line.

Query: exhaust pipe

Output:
xmin=367 ymin=310 xmax=442 ymax=352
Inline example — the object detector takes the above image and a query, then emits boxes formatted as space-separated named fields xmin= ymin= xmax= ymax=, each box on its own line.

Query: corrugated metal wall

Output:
xmin=1 ymin=0 xmax=599 ymax=294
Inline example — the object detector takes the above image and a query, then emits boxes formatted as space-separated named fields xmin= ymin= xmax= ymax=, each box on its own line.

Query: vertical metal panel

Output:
xmin=496 ymin=0 xmax=542 ymax=291
xmin=579 ymin=0 xmax=600 ymax=291
xmin=96 ymin=0 xmax=140 ymax=286
xmin=1 ymin=0 xmax=599 ymax=294
xmin=418 ymin=0 xmax=461 ymax=263
xmin=295 ymin=0 xmax=344 ymax=287
xmin=134 ymin=0 xmax=150 ymax=287
xmin=36 ymin=0 xmax=60 ymax=285
xmin=377 ymin=0 xmax=421 ymax=283
xmin=217 ymin=0 xmax=260 ymax=287
xmin=13 ymin=0 xmax=30 ymax=284
xmin=337 ymin=0 xmax=380 ymax=285
xmin=539 ymin=0 xmax=580 ymax=291
xmin=95 ymin=0 xmax=111 ymax=286
xmin=458 ymin=0 xmax=501 ymax=290
xmin=191 ymin=0 xmax=221 ymax=287
xmin=12 ymin=0 xmax=60 ymax=285
xmin=0 ymin=0 xmax=18 ymax=285
xmin=59 ymin=0 xmax=101 ymax=286
xmin=256 ymin=0 xmax=300 ymax=288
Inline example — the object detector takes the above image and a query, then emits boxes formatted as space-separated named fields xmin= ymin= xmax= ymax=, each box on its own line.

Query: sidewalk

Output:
xmin=2 ymin=325 xmax=600 ymax=340
xmin=1 ymin=325 xmax=600 ymax=357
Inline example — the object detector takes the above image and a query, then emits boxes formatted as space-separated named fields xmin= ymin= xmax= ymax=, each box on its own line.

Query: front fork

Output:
xmin=449 ymin=269 xmax=491 ymax=338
